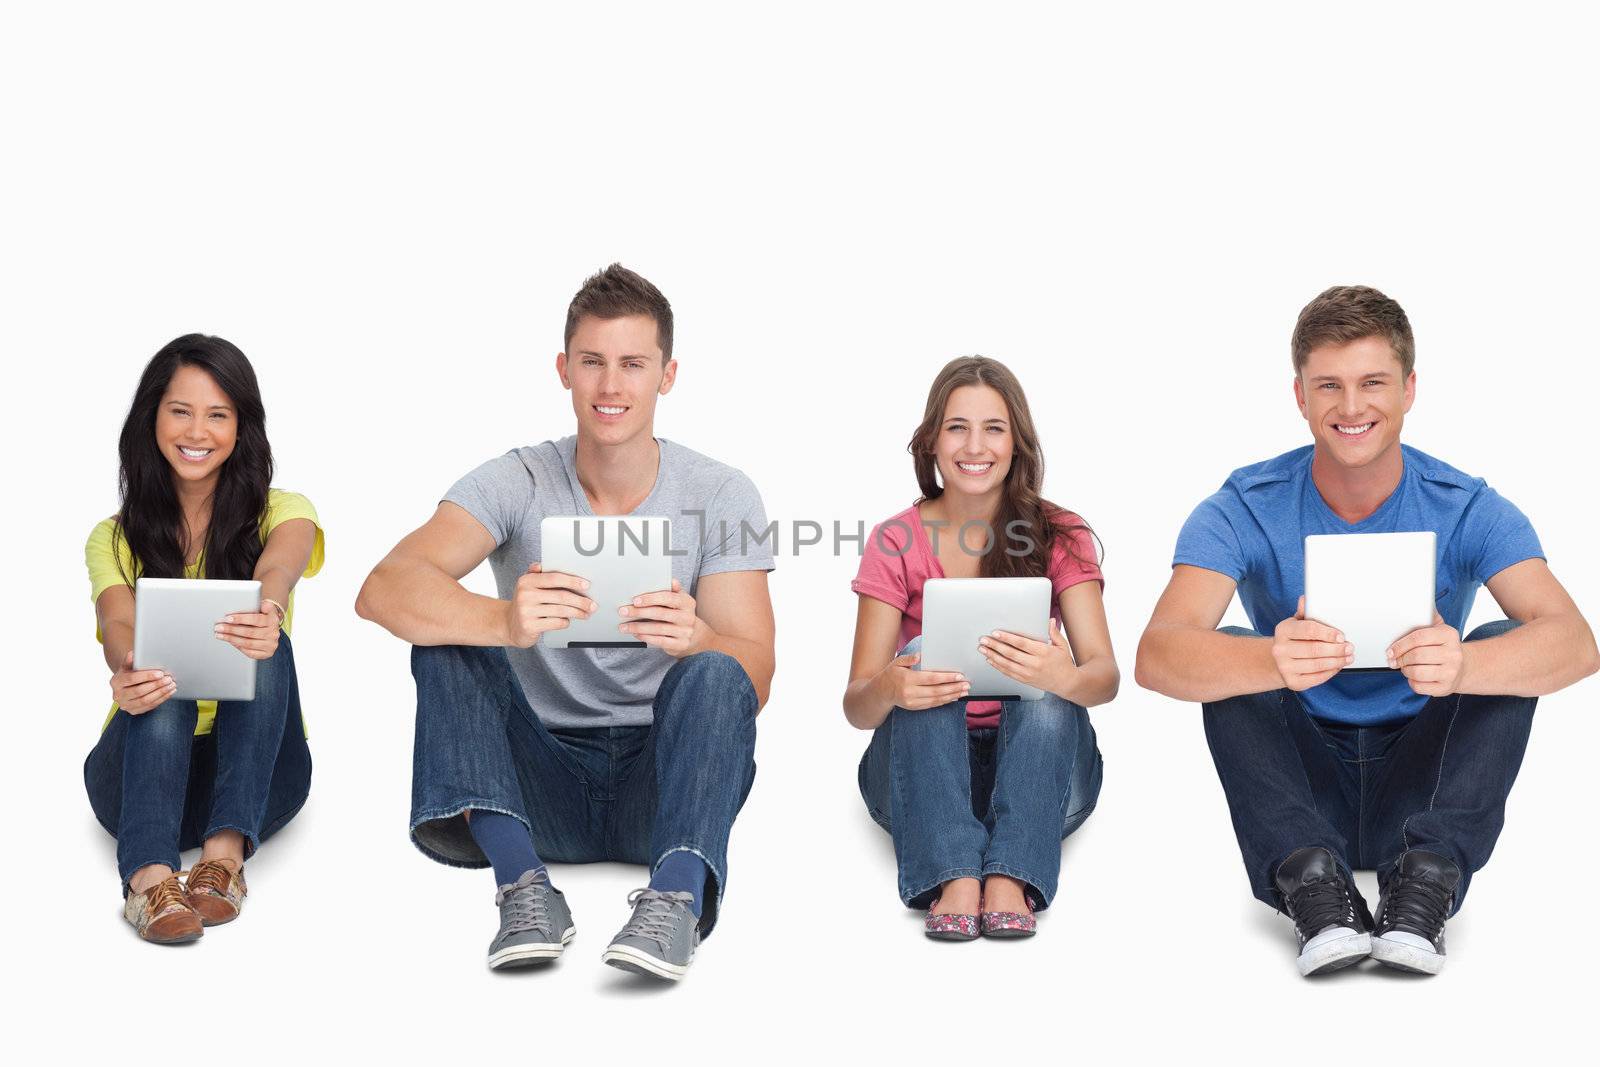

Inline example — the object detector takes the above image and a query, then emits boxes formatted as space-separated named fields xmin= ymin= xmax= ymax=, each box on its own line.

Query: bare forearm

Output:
xmin=1058 ymin=658 xmax=1119 ymax=707
xmin=252 ymin=562 xmax=301 ymax=610
xmin=1460 ymin=614 xmax=1600 ymax=697
xmin=1136 ymin=625 xmax=1282 ymax=702
xmin=843 ymin=671 xmax=895 ymax=731
xmin=356 ymin=560 xmax=510 ymax=646
xmin=103 ymin=620 xmax=133 ymax=673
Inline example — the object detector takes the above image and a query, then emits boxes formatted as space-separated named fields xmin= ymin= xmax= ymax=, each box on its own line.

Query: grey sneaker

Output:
xmin=601 ymin=888 xmax=699 ymax=981
xmin=487 ymin=868 xmax=575 ymax=970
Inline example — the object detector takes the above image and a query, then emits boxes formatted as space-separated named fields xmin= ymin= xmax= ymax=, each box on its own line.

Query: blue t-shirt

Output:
xmin=1173 ymin=444 xmax=1543 ymax=725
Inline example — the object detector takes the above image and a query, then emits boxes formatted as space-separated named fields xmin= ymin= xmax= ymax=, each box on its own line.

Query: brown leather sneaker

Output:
xmin=124 ymin=875 xmax=204 ymax=944
xmin=184 ymin=859 xmax=247 ymax=926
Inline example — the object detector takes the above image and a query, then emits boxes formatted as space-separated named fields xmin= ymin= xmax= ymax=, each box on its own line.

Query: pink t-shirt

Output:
xmin=850 ymin=504 xmax=1104 ymax=730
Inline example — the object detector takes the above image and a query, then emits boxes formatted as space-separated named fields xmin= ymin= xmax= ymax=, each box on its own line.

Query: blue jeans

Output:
xmin=84 ymin=636 xmax=312 ymax=888
xmin=408 ymin=644 xmax=758 ymax=936
xmin=1203 ymin=620 xmax=1535 ymax=914
xmin=857 ymin=636 xmax=1103 ymax=910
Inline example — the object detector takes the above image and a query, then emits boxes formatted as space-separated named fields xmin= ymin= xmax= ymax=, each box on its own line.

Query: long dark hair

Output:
xmin=114 ymin=334 xmax=273 ymax=583
xmin=908 ymin=356 xmax=1096 ymax=579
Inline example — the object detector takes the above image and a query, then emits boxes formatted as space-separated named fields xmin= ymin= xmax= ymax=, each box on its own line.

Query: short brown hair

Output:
xmin=1291 ymin=285 xmax=1414 ymax=377
xmin=563 ymin=263 xmax=674 ymax=360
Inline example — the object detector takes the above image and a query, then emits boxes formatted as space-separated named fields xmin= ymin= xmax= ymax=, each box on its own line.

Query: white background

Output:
xmin=4 ymin=2 xmax=1597 ymax=1063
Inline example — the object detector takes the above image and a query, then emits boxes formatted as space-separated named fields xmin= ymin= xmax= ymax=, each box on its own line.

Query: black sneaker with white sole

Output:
xmin=1274 ymin=846 xmax=1373 ymax=977
xmin=1370 ymin=851 xmax=1458 ymax=975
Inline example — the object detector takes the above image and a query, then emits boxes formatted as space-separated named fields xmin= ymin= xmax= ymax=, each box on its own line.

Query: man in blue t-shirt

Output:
xmin=1136 ymin=285 xmax=1597 ymax=978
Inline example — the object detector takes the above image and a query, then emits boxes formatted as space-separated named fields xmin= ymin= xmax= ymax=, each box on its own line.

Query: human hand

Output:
xmin=112 ymin=650 xmax=175 ymax=714
xmin=214 ymin=599 xmax=284 ymax=660
xmin=879 ymin=651 xmax=969 ymax=710
xmin=507 ymin=563 xmax=596 ymax=648
xmin=1387 ymin=612 xmax=1465 ymax=696
xmin=619 ymin=579 xmax=711 ymax=658
xmin=979 ymin=625 xmax=1078 ymax=699
xmin=1272 ymin=596 xmax=1355 ymax=691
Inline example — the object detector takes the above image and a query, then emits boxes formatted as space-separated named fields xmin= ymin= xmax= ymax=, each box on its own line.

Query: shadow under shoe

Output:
xmin=1371 ymin=851 xmax=1459 ymax=976
xmin=1275 ymin=846 xmax=1373 ymax=977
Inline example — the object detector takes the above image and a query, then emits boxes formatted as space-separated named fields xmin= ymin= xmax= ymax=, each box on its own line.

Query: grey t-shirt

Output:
xmin=444 ymin=436 xmax=776 ymax=728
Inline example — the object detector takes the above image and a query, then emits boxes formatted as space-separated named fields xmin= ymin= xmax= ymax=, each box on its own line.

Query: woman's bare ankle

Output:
xmin=128 ymin=864 xmax=174 ymax=895
xmin=932 ymin=876 xmax=982 ymax=914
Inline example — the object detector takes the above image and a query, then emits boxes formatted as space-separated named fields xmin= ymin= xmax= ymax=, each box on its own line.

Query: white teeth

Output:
xmin=179 ymin=447 xmax=212 ymax=458
xmin=596 ymin=406 xmax=626 ymax=415
xmin=957 ymin=462 xmax=992 ymax=472
xmin=1335 ymin=423 xmax=1374 ymax=436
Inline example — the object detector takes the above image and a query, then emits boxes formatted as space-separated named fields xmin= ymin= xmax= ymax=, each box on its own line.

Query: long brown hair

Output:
xmin=908 ymin=356 xmax=1095 ymax=579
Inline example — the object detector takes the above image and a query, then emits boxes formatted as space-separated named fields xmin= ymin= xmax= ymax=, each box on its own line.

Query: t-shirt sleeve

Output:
xmin=1172 ymin=491 xmax=1248 ymax=583
xmin=263 ymin=490 xmax=325 ymax=578
xmin=850 ymin=519 xmax=912 ymax=612
xmin=1464 ymin=487 xmax=1544 ymax=584
xmin=443 ymin=452 xmax=532 ymax=548
xmin=697 ymin=470 xmax=778 ymax=577
xmin=86 ymin=518 xmax=133 ymax=604
xmin=1049 ymin=515 xmax=1104 ymax=595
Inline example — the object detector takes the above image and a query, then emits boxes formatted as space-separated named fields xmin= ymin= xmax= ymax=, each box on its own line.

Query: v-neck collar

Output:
xmin=558 ymin=435 xmax=668 ymax=517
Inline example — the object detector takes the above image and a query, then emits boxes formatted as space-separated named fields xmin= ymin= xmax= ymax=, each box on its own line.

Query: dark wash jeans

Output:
xmin=85 ymin=635 xmax=312 ymax=888
xmin=858 ymin=637 xmax=1103 ymax=911
xmin=1203 ymin=619 xmax=1534 ymax=914
xmin=409 ymin=644 xmax=758 ymax=936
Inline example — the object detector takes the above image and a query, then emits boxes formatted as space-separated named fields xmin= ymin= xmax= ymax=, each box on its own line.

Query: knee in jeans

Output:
xmin=662 ymin=651 xmax=755 ymax=712
xmin=410 ymin=642 xmax=478 ymax=679
xmin=1201 ymin=688 xmax=1280 ymax=720
xmin=1465 ymin=618 xmax=1520 ymax=642
xmin=130 ymin=701 xmax=196 ymax=747
xmin=675 ymin=650 xmax=748 ymax=685
xmin=1006 ymin=699 xmax=1072 ymax=742
xmin=897 ymin=635 xmax=923 ymax=658
xmin=255 ymin=634 xmax=296 ymax=679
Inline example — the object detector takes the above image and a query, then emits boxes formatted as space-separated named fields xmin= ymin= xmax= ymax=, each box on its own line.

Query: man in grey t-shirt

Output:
xmin=358 ymin=265 xmax=776 ymax=981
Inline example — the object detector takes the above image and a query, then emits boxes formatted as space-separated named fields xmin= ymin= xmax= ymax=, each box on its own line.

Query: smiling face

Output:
xmin=556 ymin=314 xmax=677 ymax=446
xmin=155 ymin=363 xmax=238 ymax=487
xmin=933 ymin=384 xmax=1014 ymax=499
xmin=1294 ymin=334 xmax=1416 ymax=471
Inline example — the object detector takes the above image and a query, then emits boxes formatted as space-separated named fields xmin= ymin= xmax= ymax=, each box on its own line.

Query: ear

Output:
xmin=555 ymin=352 xmax=572 ymax=390
xmin=1402 ymin=370 xmax=1416 ymax=414
xmin=1293 ymin=375 xmax=1308 ymax=420
xmin=658 ymin=357 xmax=678 ymax=396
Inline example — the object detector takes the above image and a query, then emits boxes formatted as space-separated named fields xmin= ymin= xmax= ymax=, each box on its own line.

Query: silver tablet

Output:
xmin=1304 ymin=531 xmax=1436 ymax=671
xmin=920 ymin=576 xmax=1053 ymax=702
xmin=538 ymin=516 xmax=674 ymax=649
xmin=133 ymin=578 xmax=262 ymax=701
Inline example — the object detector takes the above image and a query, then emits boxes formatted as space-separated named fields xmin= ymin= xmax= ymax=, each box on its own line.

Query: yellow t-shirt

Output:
xmin=87 ymin=489 xmax=325 ymax=736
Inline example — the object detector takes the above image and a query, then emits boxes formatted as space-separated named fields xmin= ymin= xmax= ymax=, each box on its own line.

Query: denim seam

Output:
xmin=1401 ymin=692 xmax=1461 ymax=859
xmin=1356 ymin=727 xmax=1366 ymax=868
xmin=1273 ymin=689 xmax=1336 ymax=896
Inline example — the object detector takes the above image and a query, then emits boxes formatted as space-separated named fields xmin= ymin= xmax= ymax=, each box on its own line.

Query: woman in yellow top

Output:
xmin=83 ymin=334 xmax=325 ymax=944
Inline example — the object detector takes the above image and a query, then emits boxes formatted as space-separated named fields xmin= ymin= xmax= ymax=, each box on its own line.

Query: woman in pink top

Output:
xmin=844 ymin=356 xmax=1120 ymax=940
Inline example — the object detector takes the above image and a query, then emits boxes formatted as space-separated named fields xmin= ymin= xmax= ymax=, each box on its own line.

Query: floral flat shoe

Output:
xmin=924 ymin=900 xmax=980 ymax=941
xmin=979 ymin=902 xmax=1037 ymax=938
